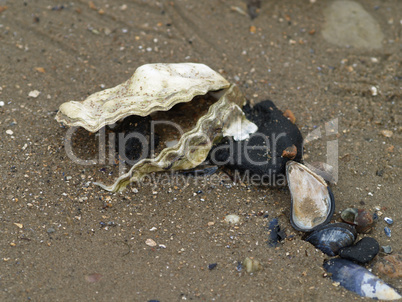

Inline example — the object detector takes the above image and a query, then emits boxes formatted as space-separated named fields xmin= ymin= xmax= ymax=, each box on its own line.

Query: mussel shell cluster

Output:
xmin=303 ymin=218 xmax=400 ymax=300
xmin=306 ymin=222 xmax=400 ymax=299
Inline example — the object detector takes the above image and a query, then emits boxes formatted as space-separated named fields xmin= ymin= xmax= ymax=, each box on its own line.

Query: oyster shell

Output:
xmin=56 ymin=63 xmax=231 ymax=133
xmin=286 ymin=161 xmax=335 ymax=232
xmin=56 ymin=63 xmax=258 ymax=191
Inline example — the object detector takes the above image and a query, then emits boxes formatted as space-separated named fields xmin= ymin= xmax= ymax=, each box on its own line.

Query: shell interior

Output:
xmin=100 ymin=84 xmax=257 ymax=191
xmin=286 ymin=161 xmax=335 ymax=231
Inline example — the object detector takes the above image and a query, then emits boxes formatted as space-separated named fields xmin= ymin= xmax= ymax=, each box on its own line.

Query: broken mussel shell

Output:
xmin=324 ymin=258 xmax=402 ymax=300
xmin=267 ymin=218 xmax=287 ymax=247
xmin=56 ymin=63 xmax=258 ymax=191
xmin=305 ymin=223 xmax=356 ymax=256
xmin=286 ymin=161 xmax=335 ymax=232
xmin=340 ymin=208 xmax=375 ymax=233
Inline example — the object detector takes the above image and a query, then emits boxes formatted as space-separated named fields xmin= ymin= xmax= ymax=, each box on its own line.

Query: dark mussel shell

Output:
xmin=267 ymin=218 xmax=287 ymax=247
xmin=304 ymin=223 xmax=356 ymax=256
xmin=324 ymin=258 xmax=402 ymax=300
xmin=340 ymin=208 xmax=375 ymax=233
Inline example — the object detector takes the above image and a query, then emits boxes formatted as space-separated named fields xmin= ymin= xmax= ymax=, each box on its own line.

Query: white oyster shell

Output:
xmin=286 ymin=161 xmax=335 ymax=232
xmin=56 ymin=63 xmax=258 ymax=192
xmin=56 ymin=63 xmax=231 ymax=133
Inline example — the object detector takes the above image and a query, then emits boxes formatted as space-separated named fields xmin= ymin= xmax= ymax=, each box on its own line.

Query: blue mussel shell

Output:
xmin=324 ymin=258 xmax=402 ymax=300
xmin=304 ymin=223 xmax=356 ymax=256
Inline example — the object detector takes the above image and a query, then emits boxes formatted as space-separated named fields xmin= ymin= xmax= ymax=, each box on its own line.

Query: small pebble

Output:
xmin=381 ymin=130 xmax=393 ymax=138
xmin=47 ymin=227 xmax=56 ymax=234
xmin=0 ymin=101 xmax=4 ymax=107
xmin=145 ymin=238 xmax=157 ymax=247
xmin=338 ymin=237 xmax=380 ymax=264
xmin=224 ymin=214 xmax=240 ymax=224
xmin=243 ymin=257 xmax=262 ymax=274
xmin=28 ymin=90 xmax=40 ymax=98
xmin=384 ymin=227 xmax=391 ymax=237
xmin=104 ymin=27 xmax=111 ymax=35
xmin=85 ymin=273 xmax=103 ymax=283
xmin=382 ymin=245 xmax=393 ymax=254
xmin=6 ymin=129 xmax=13 ymax=135
xmin=208 ymin=263 xmax=217 ymax=270
xmin=384 ymin=217 xmax=393 ymax=225
xmin=370 ymin=86 xmax=378 ymax=96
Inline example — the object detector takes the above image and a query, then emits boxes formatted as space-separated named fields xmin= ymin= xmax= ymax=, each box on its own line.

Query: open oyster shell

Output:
xmin=286 ymin=161 xmax=335 ymax=232
xmin=56 ymin=63 xmax=232 ymax=133
xmin=56 ymin=63 xmax=258 ymax=192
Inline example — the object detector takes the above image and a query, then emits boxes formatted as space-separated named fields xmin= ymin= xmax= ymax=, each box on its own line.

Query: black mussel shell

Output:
xmin=304 ymin=223 xmax=356 ymax=256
